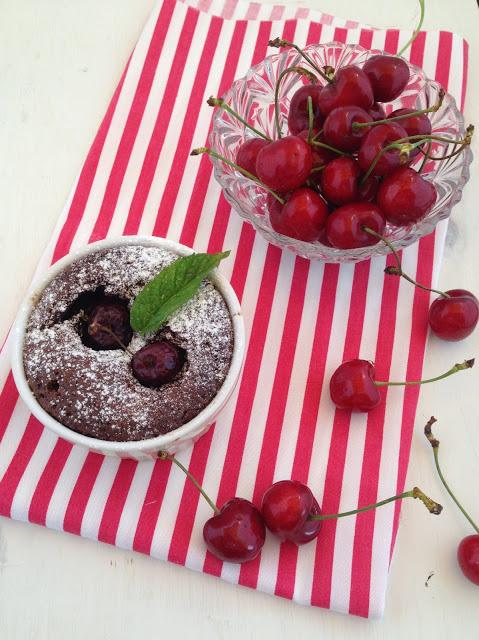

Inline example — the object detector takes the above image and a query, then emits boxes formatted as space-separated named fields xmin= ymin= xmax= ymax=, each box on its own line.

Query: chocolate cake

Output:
xmin=23 ymin=245 xmax=234 ymax=441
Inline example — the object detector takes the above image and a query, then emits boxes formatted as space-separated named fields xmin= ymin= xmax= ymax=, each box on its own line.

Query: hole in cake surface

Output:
xmin=46 ymin=380 xmax=60 ymax=392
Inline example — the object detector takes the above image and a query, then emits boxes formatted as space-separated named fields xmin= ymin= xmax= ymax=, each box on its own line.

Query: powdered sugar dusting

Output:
xmin=23 ymin=245 xmax=234 ymax=441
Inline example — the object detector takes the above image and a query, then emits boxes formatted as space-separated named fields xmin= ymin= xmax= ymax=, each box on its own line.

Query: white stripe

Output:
xmin=115 ymin=460 xmax=156 ymax=550
xmin=80 ymin=457 xmax=121 ymax=541
xmin=0 ymin=400 xmax=31 ymax=480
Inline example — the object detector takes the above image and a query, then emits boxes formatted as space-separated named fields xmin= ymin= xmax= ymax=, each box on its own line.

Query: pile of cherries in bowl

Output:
xmin=203 ymin=40 xmax=473 ymax=262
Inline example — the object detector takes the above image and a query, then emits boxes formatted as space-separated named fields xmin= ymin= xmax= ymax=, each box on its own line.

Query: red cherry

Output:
xmin=429 ymin=289 xmax=479 ymax=341
xmin=203 ymin=498 xmax=266 ymax=563
xmin=288 ymin=84 xmax=324 ymax=135
xmin=368 ymin=102 xmax=387 ymax=121
xmin=388 ymin=108 xmax=432 ymax=158
xmin=85 ymin=300 xmax=132 ymax=351
xmin=256 ymin=136 xmax=313 ymax=192
xmin=317 ymin=65 xmax=374 ymax=116
xmin=358 ymin=122 xmax=409 ymax=176
xmin=377 ymin=167 xmax=436 ymax=225
xmin=269 ymin=188 xmax=328 ymax=242
xmin=261 ymin=480 xmax=322 ymax=545
xmin=323 ymin=106 xmax=373 ymax=152
xmin=236 ymin=138 xmax=270 ymax=177
xmin=326 ymin=202 xmax=386 ymax=250
xmin=330 ymin=359 xmax=381 ymax=412
xmin=131 ymin=341 xmax=185 ymax=388
xmin=320 ymin=157 xmax=360 ymax=205
xmin=458 ymin=535 xmax=479 ymax=586
xmin=358 ymin=174 xmax=380 ymax=202
xmin=363 ymin=55 xmax=410 ymax=102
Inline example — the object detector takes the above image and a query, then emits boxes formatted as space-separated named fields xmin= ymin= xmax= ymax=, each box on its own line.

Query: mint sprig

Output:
xmin=130 ymin=251 xmax=230 ymax=335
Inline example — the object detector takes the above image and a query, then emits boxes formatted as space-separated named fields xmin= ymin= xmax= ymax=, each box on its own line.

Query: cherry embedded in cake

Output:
xmin=23 ymin=245 xmax=234 ymax=442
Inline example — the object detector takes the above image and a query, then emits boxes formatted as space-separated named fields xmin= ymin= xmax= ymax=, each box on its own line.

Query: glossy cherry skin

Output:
xmin=320 ymin=157 xmax=360 ymax=205
xmin=358 ymin=122 xmax=409 ymax=177
xmin=377 ymin=167 xmax=436 ymax=225
xmin=269 ymin=188 xmax=328 ymax=242
xmin=288 ymin=84 xmax=324 ymax=135
xmin=368 ymin=102 xmax=387 ymax=121
xmin=85 ymin=300 xmax=132 ymax=350
xmin=326 ymin=202 xmax=386 ymax=250
xmin=388 ymin=108 xmax=432 ymax=158
xmin=256 ymin=136 xmax=312 ymax=192
xmin=429 ymin=290 xmax=479 ymax=341
xmin=203 ymin=498 xmax=266 ymax=563
xmin=236 ymin=138 xmax=270 ymax=177
xmin=330 ymin=359 xmax=381 ymax=412
xmin=131 ymin=341 xmax=185 ymax=388
xmin=317 ymin=65 xmax=374 ymax=116
xmin=363 ymin=55 xmax=410 ymax=102
xmin=323 ymin=106 xmax=373 ymax=152
xmin=261 ymin=480 xmax=322 ymax=545
xmin=458 ymin=535 xmax=479 ymax=586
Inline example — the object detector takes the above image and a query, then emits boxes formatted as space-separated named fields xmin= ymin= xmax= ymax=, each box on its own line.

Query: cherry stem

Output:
xmin=269 ymin=38 xmax=334 ymax=83
xmin=274 ymin=65 xmax=318 ymax=138
xmin=360 ymin=128 xmax=474 ymax=185
xmin=307 ymin=95 xmax=314 ymax=144
xmin=89 ymin=322 xmax=134 ymax=356
xmin=310 ymin=486 xmax=442 ymax=520
xmin=424 ymin=417 xmax=479 ymax=534
xmin=418 ymin=141 xmax=432 ymax=173
xmin=352 ymin=89 xmax=445 ymax=130
xmin=191 ymin=147 xmax=285 ymax=204
xmin=397 ymin=0 xmax=425 ymax=57
xmin=207 ymin=97 xmax=271 ymax=141
xmin=374 ymin=358 xmax=474 ymax=387
xmin=361 ymin=226 xmax=450 ymax=298
xmin=159 ymin=452 xmax=220 ymax=515
xmin=310 ymin=165 xmax=325 ymax=173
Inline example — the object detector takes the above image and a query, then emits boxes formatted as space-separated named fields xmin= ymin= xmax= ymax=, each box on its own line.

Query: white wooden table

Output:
xmin=1 ymin=1 xmax=478 ymax=637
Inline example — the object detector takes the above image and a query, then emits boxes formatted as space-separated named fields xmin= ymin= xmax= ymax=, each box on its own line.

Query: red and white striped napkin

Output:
xmin=0 ymin=0 xmax=469 ymax=618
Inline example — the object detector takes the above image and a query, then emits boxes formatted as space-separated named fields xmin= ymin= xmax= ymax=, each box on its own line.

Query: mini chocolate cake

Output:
xmin=23 ymin=245 xmax=234 ymax=441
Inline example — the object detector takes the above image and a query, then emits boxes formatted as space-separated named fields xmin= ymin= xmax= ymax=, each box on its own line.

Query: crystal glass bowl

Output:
xmin=208 ymin=42 xmax=472 ymax=263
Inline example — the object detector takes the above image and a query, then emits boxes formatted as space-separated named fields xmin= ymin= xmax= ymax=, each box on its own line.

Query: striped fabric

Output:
xmin=0 ymin=0 xmax=469 ymax=618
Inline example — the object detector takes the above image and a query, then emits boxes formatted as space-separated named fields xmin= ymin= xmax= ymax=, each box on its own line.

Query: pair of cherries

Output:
xmin=82 ymin=297 xmax=184 ymax=388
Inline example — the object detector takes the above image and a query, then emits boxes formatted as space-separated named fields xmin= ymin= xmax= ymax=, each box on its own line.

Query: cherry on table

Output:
xmin=322 ymin=105 xmax=373 ymax=152
xmin=261 ymin=480 xmax=322 ymax=545
xmin=363 ymin=54 xmax=410 ymax=102
xmin=131 ymin=340 xmax=185 ymax=388
xmin=256 ymin=135 xmax=312 ymax=192
xmin=458 ymin=535 xmax=479 ymax=586
xmin=236 ymin=138 xmax=270 ymax=177
xmin=358 ymin=122 xmax=409 ymax=177
xmin=317 ymin=65 xmax=374 ymax=116
xmin=429 ymin=290 xmax=479 ymax=341
xmin=377 ymin=166 xmax=437 ymax=226
xmin=326 ymin=202 xmax=386 ymax=249
xmin=320 ymin=156 xmax=360 ymax=205
xmin=288 ymin=84 xmax=324 ymax=135
xmin=269 ymin=188 xmax=328 ymax=242
xmin=203 ymin=498 xmax=266 ymax=563
xmin=329 ymin=359 xmax=382 ymax=412
xmin=85 ymin=300 xmax=132 ymax=350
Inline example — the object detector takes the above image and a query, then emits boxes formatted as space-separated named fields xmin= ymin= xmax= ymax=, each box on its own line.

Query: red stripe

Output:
xmin=434 ymin=32 xmax=453 ymax=91
xmin=0 ymin=373 xmax=19 ymax=441
xmin=274 ymin=263 xmax=339 ymax=599
xmin=133 ymin=459 xmax=172 ymax=555
xmin=461 ymin=40 xmax=469 ymax=111
xmin=239 ymin=257 xmax=310 ymax=589
xmin=167 ymin=429 xmax=215 ymax=564
xmin=28 ymin=439 xmax=73 ymax=525
xmin=97 ymin=459 xmax=138 ymax=544
xmin=310 ymin=261 xmax=371 ymax=609
xmin=123 ymin=8 xmax=201 ymax=235
xmin=383 ymin=30 xmax=400 ymax=56
xmin=358 ymin=29 xmax=374 ymax=50
xmin=51 ymin=57 xmax=131 ymax=263
xmin=348 ymin=256 xmax=401 ymax=617
xmin=152 ymin=16 xmax=224 ymax=238
xmin=178 ymin=20 xmax=249 ymax=247
xmin=221 ymin=0 xmax=238 ymax=19
xmin=89 ymin=0 xmax=177 ymax=242
xmin=63 ymin=452 xmax=104 ymax=534
xmin=0 ymin=417 xmax=43 ymax=516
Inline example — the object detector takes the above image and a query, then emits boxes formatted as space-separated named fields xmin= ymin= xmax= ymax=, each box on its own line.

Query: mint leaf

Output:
xmin=130 ymin=251 xmax=230 ymax=335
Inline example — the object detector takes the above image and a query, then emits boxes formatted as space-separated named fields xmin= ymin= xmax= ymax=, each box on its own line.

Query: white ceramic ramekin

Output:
xmin=11 ymin=236 xmax=245 ymax=459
